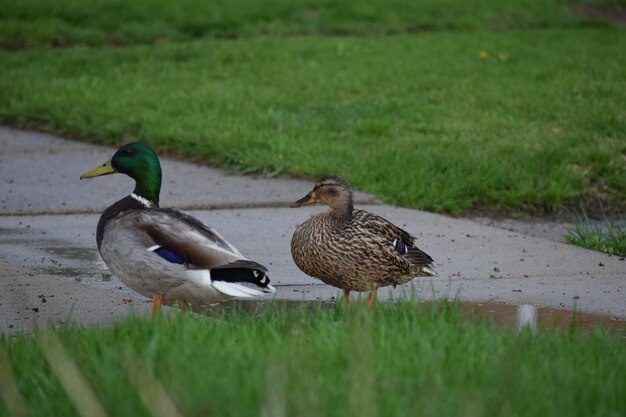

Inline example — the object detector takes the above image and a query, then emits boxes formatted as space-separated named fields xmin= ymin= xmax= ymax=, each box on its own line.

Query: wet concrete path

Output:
xmin=1 ymin=127 xmax=624 ymax=333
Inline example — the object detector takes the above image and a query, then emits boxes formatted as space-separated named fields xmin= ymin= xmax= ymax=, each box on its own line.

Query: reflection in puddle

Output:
xmin=443 ymin=301 xmax=625 ymax=335
xmin=517 ymin=304 xmax=538 ymax=330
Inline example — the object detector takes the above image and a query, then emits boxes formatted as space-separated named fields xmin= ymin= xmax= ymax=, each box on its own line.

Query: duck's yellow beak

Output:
xmin=291 ymin=192 xmax=318 ymax=208
xmin=80 ymin=159 xmax=116 ymax=179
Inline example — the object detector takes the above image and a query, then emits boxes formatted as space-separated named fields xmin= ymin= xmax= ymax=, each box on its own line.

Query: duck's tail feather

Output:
xmin=210 ymin=268 xmax=276 ymax=297
xmin=420 ymin=265 xmax=438 ymax=277
xmin=212 ymin=259 xmax=268 ymax=272
xmin=212 ymin=280 xmax=276 ymax=298
xmin=405 ymin=246 xmax=434 ymax=265
xmin=403 ymin=245 xmax=437 ymax=277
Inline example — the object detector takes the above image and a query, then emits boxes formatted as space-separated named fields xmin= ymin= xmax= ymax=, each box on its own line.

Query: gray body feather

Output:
xmin=100 ymin=208 xmax=274 ymax=306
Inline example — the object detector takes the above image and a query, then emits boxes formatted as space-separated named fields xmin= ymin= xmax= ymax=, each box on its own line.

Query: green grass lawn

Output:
xmin=0 ymin=0 xmax=615 ymax=49
xmin=1 ymin=28 xmax=624 ymax=214
xmin=0 ymin=0 xmax=624 ymax=219
xmin=1 ymin=303 xmax=625 ymax=417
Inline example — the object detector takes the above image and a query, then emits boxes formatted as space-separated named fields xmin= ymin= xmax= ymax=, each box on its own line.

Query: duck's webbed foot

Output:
xmin=152 ymin=294 xmax=163 ymax=319
xmin=343 ymin=289 xmax=350 ymax=307
xmin=367 ymin=287 xmax=378 ymax=310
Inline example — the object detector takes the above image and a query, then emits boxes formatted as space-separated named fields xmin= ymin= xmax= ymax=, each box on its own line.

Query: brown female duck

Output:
xmin=291 ymin=176 xmax=436 ymax=308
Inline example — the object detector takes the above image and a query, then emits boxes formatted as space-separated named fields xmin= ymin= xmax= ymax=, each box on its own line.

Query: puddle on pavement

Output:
xmin=45 ymin=246 xmax=99 ymax=263
xmin=0 ymin=227 xmax=23 ymax=236
xmin=0 ymin=233 xmax=111 ymax=282
xmin=34 ymin=246 xmax=110 ymax=281
xmin=444 ymin=301 xmax=626 ymax=335
xmin=195 ymin=299 xmax=626 ymax=336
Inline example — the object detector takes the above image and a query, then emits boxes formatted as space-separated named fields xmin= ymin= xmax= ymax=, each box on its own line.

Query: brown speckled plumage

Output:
xmin=290 ymin=176 xmax=436 ymax=306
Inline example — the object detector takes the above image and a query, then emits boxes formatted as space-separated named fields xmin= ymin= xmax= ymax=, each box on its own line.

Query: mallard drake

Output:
xmin=291 ymin=176 xmax=436 ymax=308
xmin=80 ymin=142 xmax=275 ymax=316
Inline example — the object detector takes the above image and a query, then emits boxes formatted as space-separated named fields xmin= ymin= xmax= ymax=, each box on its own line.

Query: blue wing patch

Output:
xmin=153 ymin=247 xmax=184 ymax=264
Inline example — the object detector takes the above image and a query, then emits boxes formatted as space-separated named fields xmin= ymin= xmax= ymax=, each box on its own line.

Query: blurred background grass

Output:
xmin=0 ymin=0 xmax=624 ymax=216
xmin=0 ymin=0 xmax=621 ymax=49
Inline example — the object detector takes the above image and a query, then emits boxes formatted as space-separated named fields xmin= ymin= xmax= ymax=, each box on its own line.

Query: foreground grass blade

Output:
xmin=260 ymin=358 xmax=287 ymax=417
xmin=35 ymin=329 xmax=108 ymax=417
xmin=347 ymin=307 xmax=376 ymax=417
xmin=0 ymin=351 xmax=27 ymax=417
xmin=121 ymin=350 xmax=183 ymax=417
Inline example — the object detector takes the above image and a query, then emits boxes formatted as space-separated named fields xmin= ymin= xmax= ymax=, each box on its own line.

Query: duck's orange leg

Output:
xmin=152 ymin=295 xmax=163 ymax=319
xmin=343 ymin=289 xmax=350 ymax=307
xmin=367 ymin=287 xmax=378 ymax=310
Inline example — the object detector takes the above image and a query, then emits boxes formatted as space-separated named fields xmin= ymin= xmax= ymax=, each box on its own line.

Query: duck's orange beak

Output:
xmin=291 ymin=192 xmax=318 ymax=208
